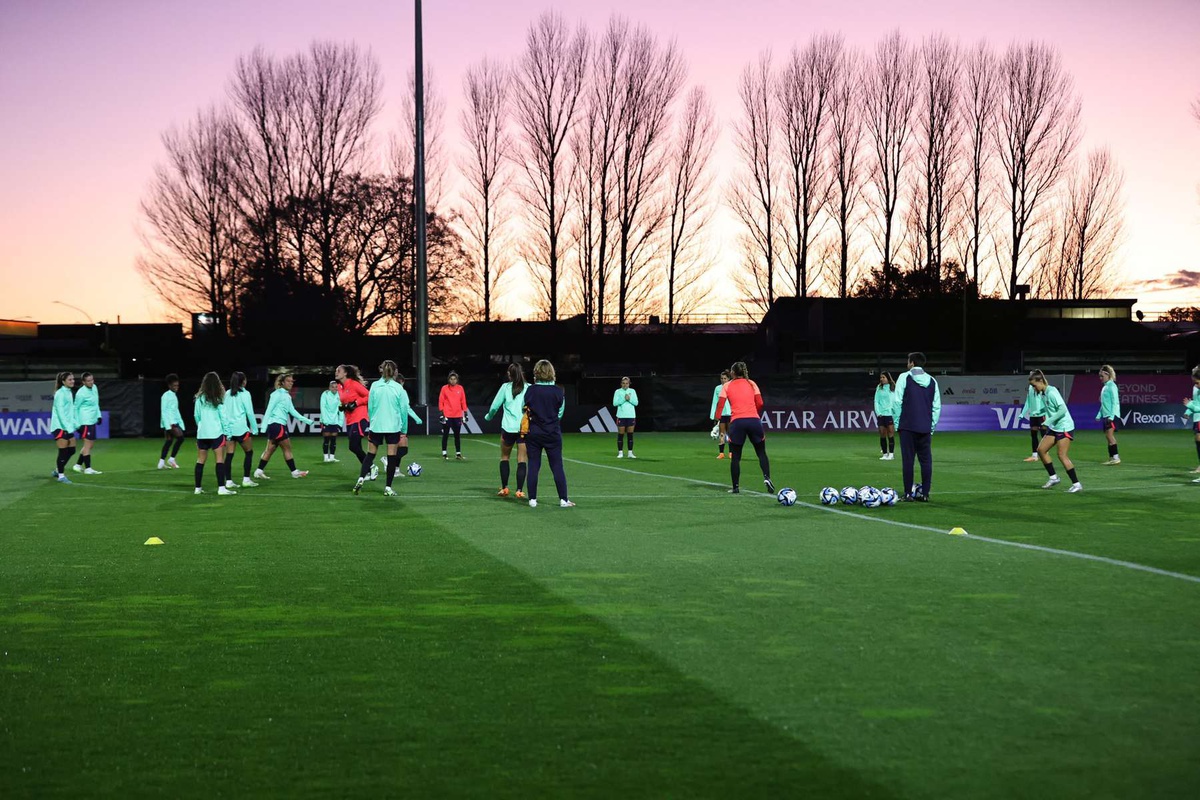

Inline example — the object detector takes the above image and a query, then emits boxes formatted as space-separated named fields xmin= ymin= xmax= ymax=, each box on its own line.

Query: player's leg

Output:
xmin=1025 ymin=418 xmax=1043 ymax=462
xmin=194 ymin=444 xmax=208 ymax=493
xmin=498 ymin=438 xmax=513 ymax=494
xmin=54 ymin=435 xmax=73 ymax=479
xmin=281 ymin=438 xmax=305 ymax=477
xmin=384 ymin=440 xmax=400 ymax=491
xmin=878 ymin=423 xmax=888 ymax=458
xmin=1104 ymin=421 xmax=1120 ymax=464
xmin=525 ymin=436 xmax=544 ymax=505
xmin=626 ymin=424 xmax=635 ymax=458
xmin=1038 ymin=433 xmax=1059 ymax=487
xmin=515 ymin=441 xmax=528 ymax=497
xmin=452 ymin=419 xmax=463 ymax=459
xmin=899 ymin=429 xmax=917 ymax=498
xmin=916 ymin=432 xmax=932 ymax=499
xmin=441 ymin=419 xmax=450 ymax=458
xmin=1058 ymin=435 xmax=1080 ymax=490
xmin=886 ymin=423 xmax=896 ymax=458
xmin=169 ymin=425 xmax=185 ymax=464
xmin=1192 ymin=426 xmax=1200 ymax=472
xmin=617 ymin=425 xmax=625 ymax=457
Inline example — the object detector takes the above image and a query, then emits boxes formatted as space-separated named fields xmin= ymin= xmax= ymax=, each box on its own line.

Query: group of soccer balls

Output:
xmin=775 ymin=486 xmax=899 ymax=508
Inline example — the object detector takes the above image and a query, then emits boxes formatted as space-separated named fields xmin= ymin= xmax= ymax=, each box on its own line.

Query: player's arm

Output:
xmin=485 ymin=386 xmax=505 ymax=421
xmin=629 ymin=389 xmax=638 ymax=407
xmin=408 ymin=407 xmax=423 ymax=424
xmin=710 ymin=387 xmax=719 ymax=419
xmin=931 ymin=379 xmax=942 ymax=433
xmin=893 ymin=374 xmax=907 ymax=421
xmin=749 ymin=380 xmax=764 ymax=413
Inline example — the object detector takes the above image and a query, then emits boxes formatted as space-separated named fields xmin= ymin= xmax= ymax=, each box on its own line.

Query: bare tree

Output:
xmin=863 ymin=31 xmax=918 ymax=275
xmin=825 ymin=47 xmax=867 ymax=297
xmin=910 ymin=34 xmax=963 ymax=283
xmin=512 ymin=10 xmax=588 ymax=320
xmin=777 ymin=34 xmax=841 ymax=297
xmin=1039 ymin=148 xmax=1125 ymax=299
xmin=730 ymin=52 xmax=782 ymax=311
xmin=664 ymin=87 xmax=718 ymax=329
xmin=994 ymin=41 xmax=1081 ymax=297
xmin=459 ymin=57 xmax=513 ymax=321
xmin=959 ymin=41 xmax=999 ymax=288
xmin=399 ymin=63 xmax=449 ymax=210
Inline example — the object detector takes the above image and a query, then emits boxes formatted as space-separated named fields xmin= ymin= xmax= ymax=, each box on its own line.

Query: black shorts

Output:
xmin=617 ymin=417 xmax=636 ymax=428
xmin=369 ymin=431 xmax=400 ymax=446
xmin=51 ymin=428 xmax=76 ymax=441
xmin=501 ymin=430 xmax=525 ymax=446
xmin=197 ymin=436 xmax=227 ymax=450
xmin=266 ymin=423 xmax=289 ymax=442
xmin=1029 ymin=415 xmax=1046 ymax=429
xmin=1101 ymin=417 xmax=1117 ymax=432
xmin=877 ymin=415 xmax=894 ymax=427
xmin=1193 ymin=422 xmax=1200 ymax=435
xmin=322 ymin=424 xmax=342 ymax=434
xmin=1046 ymin=428 xmax=1073 ymax=442
xmin=719 ymin=415 xmax=731 ymax=426
xmin=77 ymin=423 xmax=98 ymax=440
xmin=347 ymin=420 xmax=368 ymax=439
xmin=227 ymin=431 xmax=252 ymax=446
xmin=727 ymin=417 xmax=765 ymax=446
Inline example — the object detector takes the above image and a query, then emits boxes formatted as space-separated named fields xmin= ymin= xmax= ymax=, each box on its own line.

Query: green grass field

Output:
xmin=2 ymin=431 xmax=1199 ymax=798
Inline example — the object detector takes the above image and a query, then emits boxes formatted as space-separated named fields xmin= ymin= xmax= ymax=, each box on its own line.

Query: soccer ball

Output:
xmin=860 ymin=487 xmax=882 ymax=509
xmin=839 ymin=486 xmax=859 ymax=505
xmin=820 ymin=486 xmax=840 ymax=505
xmin=407 ymin=462 xmax=423 ymax=477
xmin=777 ymin=487 xmax=798 ymax=506
xmin=878 ymin=487 xmax=897 ymax=506
xmin=710 ymin=423 xmax=720 ymax=439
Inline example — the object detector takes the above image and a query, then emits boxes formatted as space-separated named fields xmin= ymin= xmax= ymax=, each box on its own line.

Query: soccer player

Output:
xmin=254 ymin=373 xmax=310 ymax=480
xmin=157 ymin=374 xmax=185 ymax=469
xmin=1185 ymin=365 xmax=1200 ymax=479
xmin=222 ymin=371 xmax=259 ymax=489
xmin=353 ymin=360 xmax=412 ymax=497
xmin=613 ymin=376 xmax=639 ymax=459
xmin=1098 ymin=365 xmax=1122 ymax=465
xmin=874 ymin=372 xmax=897 ymax=461
xmin=710 ymin=370 xmax=731 ymax=458
xmin=439 ymin=371 xmax=468 ymax=460
xmin=523 ymin=359 xmax=573 ymax=508
xmin=49 ymin=371 xmax=78 ymax=484
xmin=392 ymin=373 xmax=423 ymax=477
xmin=337 ymin=364 xmax=375 ymax=480
xmin=894 ymin=352 xmax=941 ymax=502
xmin=1019 ymin=376 xmax=1047 ymax=462
xmin=484 ymin=363 xmax=529 ymax=498
xmin=1029 ymin=369 xmax=1081 ymax=493
xmin=718 ymin=361 xmax=774 ymax=495
xmin=72 ymin=371 xmax=103 ymax=475
xmin=193 ymin=372 xmax=235 ymax=496
xmin=320 ymin=380 xmax=343 ymax=463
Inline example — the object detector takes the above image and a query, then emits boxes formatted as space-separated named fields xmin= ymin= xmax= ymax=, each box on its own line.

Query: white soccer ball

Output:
xmin=777 ymin=487 xmax=798 ymax=506
xmin=710 ymin=423 xmax=720 ymax=440
xmin=879 ymin=487 xmax=898 ymax=506
xmin=407 ymin=462 xmax=423 ymax=477
xmin=820 ymin=486 xmax=840 ymax=505
xmin=860 ymin=487 xmax=882 ymax=509
xmin=839 ymin=486 xmax=859 ymax=505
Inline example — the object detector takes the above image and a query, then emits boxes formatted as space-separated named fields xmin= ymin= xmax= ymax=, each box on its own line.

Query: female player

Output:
xmin=72 ymin=371 xmax=103 ymax=474
xmin=49 ymin=371 xmax=78 ymax=484
xmin=613 ymin=376 xmax=639 ymax=458
xmin=337 ymin=364 xmax=371 ymax=474
xmin=254 ymin=373 xmax=309 ymax=480
xmin=222 ymin=371 xmax=259 ymax=489
xmin=320 ymin=380 xmax=344 ymax=462
xmin=1029 ymin=370 xmax=1081 ymax=493
xmin=353 ymin=360 xmax=412 ymax=497
xmin=1185 ymin=366 xmax=1200 ymax=478
xmin=710 ymin=370 xmax=731 ymax=459
xmin=523 ymin=359 xmax=573 ymax=508
xmin=439 ymin=371 xmax=468 ymax=460
xmin=874 ymin=372 xmax=896 ymax=461
xmin=194 ymin=371 xmax=235 ymax=495
xmin=484 ymin=363 xmax=529 ymax=498
xmin=1097 ymin=365 xmax=1122 ymax=465
xmin=390 ymin=372 xmax=423 ymax=476
xmin=717 ymin=362 xmax=775 ymax=495
xmin=1019 ymin=376 xmax=1047 ymax=462
xmin=158 ymin=373 xmax=185 ymax=469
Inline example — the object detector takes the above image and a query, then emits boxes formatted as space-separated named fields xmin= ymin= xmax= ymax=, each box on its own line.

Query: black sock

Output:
xmin=216 ymin=460 xmax=226 ymax=486
xmin=285 ymin=458 xmax=297 ymax=473
xmin=500 ymin=460 xmax=511 ymax=488
xmin=257 ymin=458 xmax=268 ymax=472
xmin=1030 ymin=429 xmax=1040 ymax=454
xmin=718 ymin=443 xmax=725 ymax=454
xmin=1195 ymin=440 xmax=1200 ymax=462
xmin=1043 ymin=462 xmax=1057 ymax=477
xmin=516 ymin=462 xmax=527 ymax=491
xmin=359 ymin=451 xmax=377 ymax=479
xmin=170 ymin=436 xmax=184 ymax=457
xmin=160 ymin=440 xmax=171 ymax=459
xmin=322 ymin=438 xmax=329 ymax=455
xmin=386 ymin=455 xmax=398 ymax=487
xmin=76 ymin=451 xmax=86 ymax=466
xmin=617 ymin=433 xmax=624 ymax=453
xmin=225 ymin=452 xmax=234 ymax=475
xmin=194 ymin=462 xmax=204 ymax=489
xmin=56 ymin=449 xmax=70 ymax=474
xmin=330 ymin=439 xmax=337 ymax=454
xmin=627 ymin=432 xmax=634 ymax=452
xmin=244 ymin=450 xmax=254 ymax=478
xmin=1066 ymin=467 xmax=1078 ymax=483
xmin=888 ymin=437 xmax=895 ymax=454
xmin=1108 ymin=443 xmax=1118 ymax=458
xmin=454 ymin=431 xmax=461 ymax=454
xmin=879 ymin=436 xmax=887 ymax=454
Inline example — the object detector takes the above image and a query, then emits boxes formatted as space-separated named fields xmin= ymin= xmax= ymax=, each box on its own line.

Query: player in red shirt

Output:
xmin=717 ymin=361 xmax=775 ymax=495
xmin=438 ymin=371 xmax=469 ymax=460
xmin=336 ymin=364 xmax=375 ymax=478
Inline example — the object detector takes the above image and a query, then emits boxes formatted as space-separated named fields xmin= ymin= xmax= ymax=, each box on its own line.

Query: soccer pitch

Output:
xmin=2 ymin=432 xmax=1198 ymax=798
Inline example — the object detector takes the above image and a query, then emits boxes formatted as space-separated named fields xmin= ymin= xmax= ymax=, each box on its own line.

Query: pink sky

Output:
xmin=1 ymin=0 xmax=1198 ymax=324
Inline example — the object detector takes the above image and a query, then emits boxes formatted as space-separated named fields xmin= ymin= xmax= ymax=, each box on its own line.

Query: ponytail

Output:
xmin=1100 ymin=364 xmax=1117 ymax=381
xmin=508 ymin=363 xmax=526 ymax=397
xmin=731 ymin=361 xmax=749 ymax=379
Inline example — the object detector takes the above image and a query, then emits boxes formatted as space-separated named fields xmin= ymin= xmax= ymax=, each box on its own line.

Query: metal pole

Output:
xmin=414 ymin=0 xmax=430 ymax=409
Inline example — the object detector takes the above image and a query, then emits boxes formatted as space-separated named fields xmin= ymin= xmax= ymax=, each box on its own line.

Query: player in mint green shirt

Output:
xmin=158 ymin=373 xmax=185 ymax=469
xmin=353 ymin=360 xmax=418 ymax=496
xmin=1185 ymin=366 xmax=1200 ymax=479
xmin=613 ymin=376 xmax=639 ymax=458
xmin=873 ymin=372 xmax=897 ymax=460
xmin=1029 ymin=370 xmax=1081 ymax=493
xmin=1019 ymin=381 xmax=1048 ymax=461
xmin=71 ymin=371 xmax=103 ymax=475
xmin=222 ymin=371 xmax=260 ymax=489
xmin=1097 ymin=365 xmax=1122 ymax=465
xmin=192 ymin=372 xmax=237 ymax=495
xmin=49 ymin=371 xmax=79 ymax=483
xmin=255 ymin=373 xmax=310 ymax=480
xmin=320 ymin=381 xmax=344 ymax=463
xmin=710 ymin=370 xmax=732 ymax=458
xmin=485 ymin=363 xmax=530 ymax=497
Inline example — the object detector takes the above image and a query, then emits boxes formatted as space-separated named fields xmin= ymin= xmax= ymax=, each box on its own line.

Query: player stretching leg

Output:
xmin=711 ymin=370 xmax=731 ymax=458
xmin=720 ymin=362 xmax=773 ymax=495
xmin=1098 ymin=365 xmax=1122 ymax=465
xmin=255 ymin=373 xmax=309 ymax=480
xmin=613 ymin=376 xmax=638 ymax=459
xmin=485 ymin=363 xmax=529 ymax=498
xmin=1029 ymin=370 xmax=1081 ymax=493
xmin=72 ymin=371 xmax=103 ymax=474
xmin=158 ymin=374 xmax=185 ymax=469
xmin=49 ymin=371 xmax=78 ymax=484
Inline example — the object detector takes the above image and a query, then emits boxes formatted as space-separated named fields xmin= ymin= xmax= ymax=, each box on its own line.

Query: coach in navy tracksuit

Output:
xmin=522 ymin=359 xmax=574 ymax=508
xmin=893 ymin=352 xmax=942 ymax=502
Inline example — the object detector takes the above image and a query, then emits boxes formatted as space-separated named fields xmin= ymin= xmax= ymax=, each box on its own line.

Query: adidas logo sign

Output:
xmin=579 ymin=407 xmax=618 ymax=433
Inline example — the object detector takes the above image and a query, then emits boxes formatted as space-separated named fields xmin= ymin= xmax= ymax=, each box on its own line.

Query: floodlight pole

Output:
xmin=414 ymin=0 xmax=430 ymax=410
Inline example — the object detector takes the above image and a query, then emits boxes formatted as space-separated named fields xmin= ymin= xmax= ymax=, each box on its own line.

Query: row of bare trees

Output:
xmin=731 ymin=32 xmax=1125 ymax=305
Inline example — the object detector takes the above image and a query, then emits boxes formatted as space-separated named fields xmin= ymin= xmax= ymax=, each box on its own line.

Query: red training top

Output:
xmin=439 ymin=384 xmax=468 ymax=418
xmin=338 ymin=379 xmax=370 ymax=425
xmin=719 ymin=378 xmax=763 ymax=421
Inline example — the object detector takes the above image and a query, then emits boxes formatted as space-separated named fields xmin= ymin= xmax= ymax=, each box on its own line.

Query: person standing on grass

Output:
xmin=1098 ymin=365 xmax=1122 ymax=465
xmin=523 ymin=359 xmax=573 ymax=508
xmin=1185 ymin=365 xmax=1200 ymax=481
xmin=254 ymin=373 xmax=309 ymax=480
xmin=193 ymin=372 xmax=235 ymax=496
xmin=718 ymin=361 xmax=775 ymax=496
xmin=1029 ymin=370 xmax=1081 ymax=493
xmin=874 ymin=372 xmax=897 ymax=461
xmin=613 ymin=376 xmax=639 ymax=459
xmin=336 ymin=364 xmax=373 ymax=478
xmin=320 ymin=380 xmax=344 ymax=463
xmin=894 ymin=352 xmax=941 ymax=502
xmin=49 ymin=371 xmax=78 ymax=484
xmin=1019 ymin=373 xmax=1047 ymax=462
xmin=439 ymin=371 xmax=469 ymax=460
xmin=222 ymin=371 xmax=259 ymax=489
xmin=711 ymin=370 xmax=732 ymax=459
xmin=485 ymin=363 xmax=530 ymax=498
xmin=72 ymin=371 xmax=102 ymax=475
xmin=353 ymin=361 xmax=411 ymax=497
xmin=157 ymin=373 xmax=185 ymax=470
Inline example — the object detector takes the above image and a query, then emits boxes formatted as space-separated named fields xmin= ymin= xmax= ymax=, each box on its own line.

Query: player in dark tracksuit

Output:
xmin=893 ymin=352 xmax=941 ymax=502
xmin=522 ymin=359 xmax=574 ymax=508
